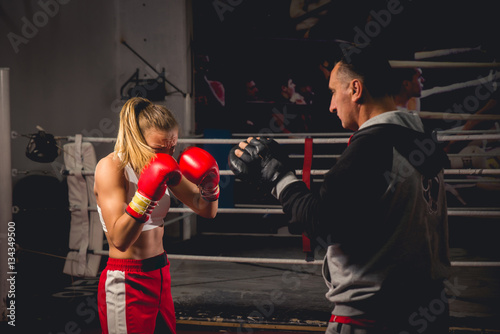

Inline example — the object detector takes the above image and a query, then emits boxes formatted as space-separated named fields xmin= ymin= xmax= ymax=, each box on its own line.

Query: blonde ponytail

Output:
xmin=114 ymin=97 xmax=178 ymax=174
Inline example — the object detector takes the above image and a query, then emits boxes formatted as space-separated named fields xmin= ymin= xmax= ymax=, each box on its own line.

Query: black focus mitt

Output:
xmin=228 ymin=137 xmax=292 ymax=190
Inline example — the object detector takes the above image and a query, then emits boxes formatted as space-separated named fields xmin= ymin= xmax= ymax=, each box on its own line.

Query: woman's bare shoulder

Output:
xmin=95 ymin=153 xmax=124 ymax=184
xmin=96 ymin=152 xmax=120 ymax=171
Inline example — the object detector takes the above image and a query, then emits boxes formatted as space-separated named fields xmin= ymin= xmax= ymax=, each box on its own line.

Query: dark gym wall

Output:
xmin=0 ymin=0 xmax=192 ymax=184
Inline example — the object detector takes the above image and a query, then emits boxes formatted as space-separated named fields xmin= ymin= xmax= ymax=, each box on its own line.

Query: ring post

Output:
xmin=0 ymin=68 xmax=12 ymax=322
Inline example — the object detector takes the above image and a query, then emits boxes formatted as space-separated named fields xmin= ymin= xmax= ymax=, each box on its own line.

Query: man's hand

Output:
xmin=228 ymin=137 xmax=292 ymax=189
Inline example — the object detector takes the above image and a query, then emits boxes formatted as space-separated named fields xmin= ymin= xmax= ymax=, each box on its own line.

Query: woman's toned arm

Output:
xmin=169 ymin=176 xmax=218 ymax=219
xmin=94 ymin=154 xmax=145 ymax=252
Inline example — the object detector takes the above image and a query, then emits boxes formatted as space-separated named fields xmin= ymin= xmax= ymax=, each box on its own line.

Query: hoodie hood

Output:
xmin=354 ymin=110 xmax=449 ymax=178
xmin=359 ymin=110 xmax=424 ymax=132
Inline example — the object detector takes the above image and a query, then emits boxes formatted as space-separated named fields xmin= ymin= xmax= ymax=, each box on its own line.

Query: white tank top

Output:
xmin=97 ymin=162 xmax=171 ymax=232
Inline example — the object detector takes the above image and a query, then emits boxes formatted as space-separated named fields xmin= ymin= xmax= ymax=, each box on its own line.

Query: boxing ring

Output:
xmin=5 ymin=55 xmax=500 ymax=332
xmin=14 ymin=129 xmax=498 ymax=269
xmin=54 ymin=127 xmax=500 ymax=332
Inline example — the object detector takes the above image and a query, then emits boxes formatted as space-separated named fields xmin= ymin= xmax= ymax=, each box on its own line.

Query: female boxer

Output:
xmin=94 ymin=97 xmax=219 ymax=334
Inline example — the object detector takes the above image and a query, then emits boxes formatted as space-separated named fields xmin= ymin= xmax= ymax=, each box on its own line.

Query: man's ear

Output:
xmin=351 ymin=79 xmax=363 ymax=103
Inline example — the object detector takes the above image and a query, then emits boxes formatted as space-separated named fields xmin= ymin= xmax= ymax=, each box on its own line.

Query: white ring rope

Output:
xmin=63 ymin=128 xmax=500 ymax=144
xmin=294 ymin=169 xmax=500 ymax=176
xmin=389 ymin=60 xmax=500 ymax=69
xmin=88 ymin=249 xmax=500 ymax=268
xmin=296 ymin=152 xmax=496 ymax=159
xmin=169 ymin=254 xmax=324 ymax=265
xmin=65 ymin=133 xmax=500 ymax=145
xmin=166 ymin=207 xmax=500 ymax=218
xmin=69 ymin=206 xmax=500 ymax=218
xmin=445 ymin=178 xmax=500 ymax=183
xmin=440 ymin=129 xmax=500 ymax=134
xmin=443 ymin=169 xmax=500 ymax=176
xmin=163 ymin=213 xmax=195 ymax=226
xmin=235 ymin=129 xmax=500 ymax=137
xmin=421 ymin=72 xmax=500 ymax=98
xmin=37 ymin=131 xmax=500 ymax=270
xmin=21 ymin=246 xmax=500 ymax=268
xmin=450 ymin=261 xmax=500 ymax=267
xmin=233 ymin=132 xmax=353 ymax=137
xmin=418 ymin=112 xmax=500 ymax=121
xmin=414 ymin=46 xmax=482 ymax=60
xmin=61 ymin=169 xmax=500 ymax=177
xmin=438 ymin=134 xmax=500 ymax=141
xmin=53 ymin=129 xmax=500 ymax=179
xmin=290 ymin=154 xmax=342 ymax=159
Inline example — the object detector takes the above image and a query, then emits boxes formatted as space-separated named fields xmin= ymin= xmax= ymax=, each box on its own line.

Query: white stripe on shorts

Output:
xmin=105 ymin=270 xmax=127 ymax=334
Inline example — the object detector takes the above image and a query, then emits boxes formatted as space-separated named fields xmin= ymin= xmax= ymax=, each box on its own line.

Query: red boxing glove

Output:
xmin=178 ymin=147 xmax=220 ymax=202
xmin=126 ymin=153 xmax=182 ymax=222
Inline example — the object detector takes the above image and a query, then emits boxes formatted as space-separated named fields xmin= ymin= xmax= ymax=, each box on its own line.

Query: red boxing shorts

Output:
xmin=98 ymin=252 xmax=176 ymax=334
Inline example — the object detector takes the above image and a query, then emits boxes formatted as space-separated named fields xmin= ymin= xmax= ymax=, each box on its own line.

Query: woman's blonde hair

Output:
xmin=114 ymin=97 xmax=178 ymax=174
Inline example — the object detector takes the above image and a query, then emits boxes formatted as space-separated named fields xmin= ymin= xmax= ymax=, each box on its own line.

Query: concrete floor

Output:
xmin=168 ymin=234 xmax=500 ymax=332
xmin=2 ymin=235 xmax=499 ymax=334
xmin=2 ymin=210 xmax=499 ymax=333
